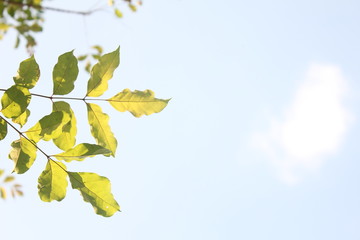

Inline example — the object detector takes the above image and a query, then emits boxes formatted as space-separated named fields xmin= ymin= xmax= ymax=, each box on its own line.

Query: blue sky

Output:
xmin=1 ymin=0 xmax=360 ymax=239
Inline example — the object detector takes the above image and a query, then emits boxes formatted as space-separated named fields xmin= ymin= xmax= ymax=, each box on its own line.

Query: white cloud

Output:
xmin=253 ymin=63 xmax=352 ymax=185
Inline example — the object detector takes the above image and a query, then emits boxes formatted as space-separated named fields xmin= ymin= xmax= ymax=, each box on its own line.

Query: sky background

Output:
xmin=1 ymin=0 xmax=360 ymax=239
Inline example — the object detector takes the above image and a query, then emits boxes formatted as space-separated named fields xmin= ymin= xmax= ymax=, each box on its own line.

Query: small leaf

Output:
xmin=0 ymin=117 xmax=7 ymax=140
xmin=77 ymin=55 xmax=87 ymax=61
xmin=68 ymin=172 xmax=120 ymax=217
xmin=52 ymin=101 xmax=77 ymax=150
xmin=108 ymin=89 xmax=170 ymax=117
xmin=1 ymin=85 xmax=31 ymax=118
xmin=53 ymin=51 xmax=79 ymax=95
xmin=38 ymin=160 xmax=68 ymax=202
xmin=129 ymin=4 xmax=137 ymax=12
xmin=3 ymin=176 xmax=15 ymax=182
xmin=8 ymin=137 xmax=37 ymax=174
xmin=13 ymin=55 xmax=40 ymax=89
xmin=86 ymin=47 xmax=120 ymax=97
xmin=0 ymin=169 xmax=4 ymax=177
xmin=0 ymin=187 xmax=6 ymax=199
xmin=53 ymin=143 xmax=111 ymax=162
xmin=12 ymin=109 xmax=30 ymax=127
xmin=87 ymin=103 xmax=117 ymax=156
xmin=114 ymin=8 xmax=123 ymax=18
xmin=15 ymin=189 xmax=24 ymax=196
xmin=26 ymin=111 xmax=71 ymax=142
xmin=92 ymin=45 xmax=103 ymax=55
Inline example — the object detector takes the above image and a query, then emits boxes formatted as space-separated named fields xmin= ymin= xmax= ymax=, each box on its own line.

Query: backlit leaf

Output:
xmin=13 ymin=55 xmax=40 ymax=89
xmin=53 ymin=51 xmax=79 ymax=95
xmin=8 ymin=137 xmax=37 ymax=174
xmin=87 ymin=103 xmax=117 ymax=156
xmin=1 ymin=85 xmax=31 ymax=118
xmin=86 ymin=47 xmax=120 ymax=97
xmin=52 ymin=101 xmax=77 ymax=150
xmin=12 ymin=109 xmax=30 ymax=127
xmin=26 ymin=111 xmax=71 ymax=142
xmin=4 ymin=176 xmax=15 ymax=182
xmin=0 ymin=117 xmax=7 ymax=140
xmin=114 ymin=8 xmax=123 ymax=18
xmin=53 ymin=143 xmax=111 ymax=162
xmin=38 ymin=160 xmax=67 ymax=202
xmin=0 ymin=187 xmax=6 ymax=199
xmin=108 ymin=89 xmax=170 ymax=117
xmin=68 ymin=172 xmax=120 ymax=217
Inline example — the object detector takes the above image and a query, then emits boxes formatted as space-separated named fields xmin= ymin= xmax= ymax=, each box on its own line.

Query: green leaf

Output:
xmin=77 ymin=55 xmax=87 ymax=61
xmin=87 ymin=103 xmax=117 ymax=156
xmin=108 ymin=89 xmax=170 ymax=117
xmin=12 ymin=109 xmax=30 ymax=127
xmin=38 ymin=160 xmax=68 ymax=202
xmin=0 ymin=169 xmax=4 ymax=177
xmin=68 ymin=172 xmax=120 ymax=217
xmin=8 ymin=137 xmax=37 ymax=174
xmin=0 ymin=117 xmax=7 ymax=140
xmin=13 ymin=55 xmax=40 ymax=89
xmin=114 ymin=8 xmax=123 ymax=18
xmin=1 ymin=85 xmax=31 ymax=118
xmin=26 ymin=111 xmax=71 ymax=143
xmin=86 ymin=47 xmax=120 ymax=97
xmin=129 ymin=4 xmax=137 ymax=12
xmin=52 ymin=101 xmax=77 ymax=150
xmin=3 ymin=176 xmax=15 ymax=182
xmin=92 ymin=45 xmax=103 ymax=54
xmin=53 ymin=143 xmax=111 ymax=162
xmin=52 ymin=51 xmax=79 ymax=95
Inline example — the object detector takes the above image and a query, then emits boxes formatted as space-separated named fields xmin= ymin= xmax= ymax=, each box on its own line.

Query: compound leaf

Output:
xmin=68 ymin=172 xmax=120 ymax=217
xmin=86 ymin=47 xmax=120 ymax=97
xmin=87 ymin=103 xmax=117 ymax=156
xmin=38 ymin=160 xmax=67 ymax=202
xmin=52 ymin=51 xmax=79 ymax=95
xmin=13 ymin=55 xmax=40 ymax=89
xmin=1 ymin=85 xmax=31 ymax=118
xmin=8 ymin=137 xmax=37 ymax=174
xmin=108 ymin=89 xmax=170 ymax=117
xmin=53 ymin=143 xmax=111 ymax=162
xmin=52 ymin=101 xmax=77 ymax=150
xmin=26 ymin=111 xmax=71 ymax=142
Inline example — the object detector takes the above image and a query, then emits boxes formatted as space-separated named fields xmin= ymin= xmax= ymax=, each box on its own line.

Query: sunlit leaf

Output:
xmin=26 ymin=111 xmax=71 ymax=142
xmin=53 ymin=51 xmax=79 ymax=95
xmin=0 ymin=169 xmax=4 ymax=177
xmin=87 ymin=103 xmax=117 ymax=156
xmin=13 ymin=55 xmax=40 ymax=89
xmin=129 ymin=4 xmax=137 ymax=12
xmin=53 ymin=143 xmax=111 ymax=162
xmin=108 ymin=89 xmax=170 ymax=117
xmin=92 ymin=45 xmax=103 ymax=54
xmin=0 ymin=117 xmax=7 ymax=140
xmin=77 ymin=55 xmax=87 ymax=61
xmin=1 ymin=85 xmax=31 ymax=118
xmin=86 ymin=47 xmax=120 ymax=97
xmin=0 ymin=187 xmax=6 ymax=199
xmin=4 ymin=176 xmax=15 ymax=182
xmin=38 ymin=160 xmax=67 ymax=202
xmin=12 ymin=109 xmax=30 ymax=127
xmin=8 ymin=137 xmax=37 ymax=174
xmin=52 ymin=101 xmax=77 ymax=150
xmin=114 ymin=8 xmax=123 ymax=18
xmin=68 ymin=172 xmax=120 ymax=217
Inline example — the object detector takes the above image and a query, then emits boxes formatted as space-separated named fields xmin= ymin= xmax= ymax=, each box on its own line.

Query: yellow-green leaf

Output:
xmin=0 ymin=117 xmax=7 ymax=140
xmin=0 ymin=187 xmax=6 ymax=199
xmin=68 ymin=172 xmax=120 ymax=217
xmin=53 ymin=143 xmax=111 ymax=162
xmin=38 ymin=160 xmax=67 ymax=202
xmin=13 ymin=55 xmax=40 ymax=89
xmin=3 ymin=176 xmax=15 ymax=182
xmin=8 ymin=137 xmax=37 ymax=174
xmin=114 ymin=8 xmax=123 ymax=18
xmin=1 ymin=85 xmax=31 ymax=118
xmin=86 ymin=47 xmax=120 ymax=97
xmin=52 ymin=51 xmax=79 ymax=95
xmin=52 ymin=101 xmax=77 ymax=150
xmin=12 ymin=109 xmax=30 ymax=127
xmin=26 ymin=111 xmax=71 ymax=143
xmin=87 ymin=103 xmax=117 ymax=156
xmin=108 ymin=89 xmax=170 ymax=117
